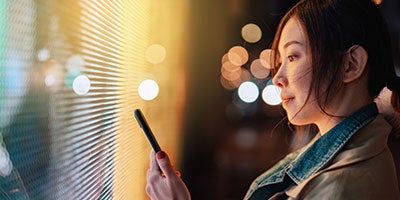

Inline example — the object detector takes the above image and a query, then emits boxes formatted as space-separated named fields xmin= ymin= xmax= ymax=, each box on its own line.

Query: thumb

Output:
xmin=156 ymin=151 xmax=176 ymax=178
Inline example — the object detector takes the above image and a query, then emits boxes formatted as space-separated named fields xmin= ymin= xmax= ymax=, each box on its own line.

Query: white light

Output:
xmin=146 ymin=44 xmax=167 ymax=64
xmin=138 ymin=79 xmax=159 ymax=101
xmin=66 ymin=54 xmax=86 ymax=71
xmin=45 ymin=74 xmax=56 ymax=87
xmin=238 ymin=81 xmax=259 ymax=103
xmin=37 ymin=48 xmax=50 ymax=61
xmin=73 ymin=75 xmax=91 ymax=95
xmin=241 ymin=23 xmax=262 ymax=43
xmin=0 ymin=146 xmax=13 ymax=177
xmin=262 ymin=85 xmax=282 ymax=105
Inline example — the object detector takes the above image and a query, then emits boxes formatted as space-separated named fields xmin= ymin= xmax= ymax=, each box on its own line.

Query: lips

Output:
xmin=280 ymin=94 xmax=294 ymax=104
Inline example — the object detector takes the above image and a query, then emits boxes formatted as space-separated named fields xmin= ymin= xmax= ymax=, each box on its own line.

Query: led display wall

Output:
xmin=0 ymin=0 xmax=188 ymax=199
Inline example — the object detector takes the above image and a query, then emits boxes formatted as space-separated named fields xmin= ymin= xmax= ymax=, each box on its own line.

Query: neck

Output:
xmin=316 ymin=83 xmax=372 ymax=135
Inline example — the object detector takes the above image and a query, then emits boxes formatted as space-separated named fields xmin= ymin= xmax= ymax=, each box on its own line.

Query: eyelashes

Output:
xmin=288 ymin=55 xmax=298 ymax=62
xmin=276 ymin=54 xmax=298 ymax=67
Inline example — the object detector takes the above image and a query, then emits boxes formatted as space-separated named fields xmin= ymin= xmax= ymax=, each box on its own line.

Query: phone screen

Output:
xmin=134 ymin=109 xmax=162 ymax=152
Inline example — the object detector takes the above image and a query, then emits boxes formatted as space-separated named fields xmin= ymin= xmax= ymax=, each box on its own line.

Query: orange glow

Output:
xmin=221 ymin=65 xmax=242 ymax=81
xmin=373 ymin=0 xmax=383 ymax=5
xmin=259 ymin=49 xmax=272 ymax=69
xmin=222 ymin=60 xmax=241 ymax=72
xmin=250 ymin=59 xmax=270 ymax=79
xmin=240 ymin=68 xmax=251 ymax=83
xmin=228 ymin=46 xmax=249 ymax=66
xmin=241 ymin=23 xmax=262 ymax=43
xmin=221 ymin=53 xmax=229 ymax=64
xmin=221 ymin=76 xmax=239 ymax=90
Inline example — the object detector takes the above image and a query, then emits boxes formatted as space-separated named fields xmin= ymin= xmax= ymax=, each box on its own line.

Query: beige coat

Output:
xmin=283 ymin=115 xmax=400 ymax=199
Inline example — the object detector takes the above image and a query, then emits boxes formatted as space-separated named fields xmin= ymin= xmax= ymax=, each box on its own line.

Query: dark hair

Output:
xmin=271 ymin=0 xmax=400 ymax=113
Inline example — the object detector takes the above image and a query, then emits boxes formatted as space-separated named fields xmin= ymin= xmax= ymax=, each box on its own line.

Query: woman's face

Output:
xmin=272 ymin=17 xmax=324 ymax=126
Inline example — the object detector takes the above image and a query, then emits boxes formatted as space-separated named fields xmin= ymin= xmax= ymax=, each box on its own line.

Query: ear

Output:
xmin=343 ymin=45 xmax=368 ymax=83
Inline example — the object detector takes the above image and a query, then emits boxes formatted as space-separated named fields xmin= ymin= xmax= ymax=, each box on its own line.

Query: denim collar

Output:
xmin=244 ymin=103 xmax=379 ymax=199
xmin=286 ymin=103 xmax=379 ymax=183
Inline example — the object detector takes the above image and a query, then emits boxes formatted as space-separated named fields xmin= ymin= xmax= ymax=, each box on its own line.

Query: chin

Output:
xmin=287 ymin=114 xmax=311 ymax=126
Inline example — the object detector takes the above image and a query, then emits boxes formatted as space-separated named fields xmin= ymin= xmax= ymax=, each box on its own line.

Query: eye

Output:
xmin=288 ymin=55 xmax=297 ymax=62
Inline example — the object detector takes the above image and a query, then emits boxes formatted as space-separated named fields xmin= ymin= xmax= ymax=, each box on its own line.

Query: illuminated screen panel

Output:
xmin=0 ymin=0 xmax=188 ymax=199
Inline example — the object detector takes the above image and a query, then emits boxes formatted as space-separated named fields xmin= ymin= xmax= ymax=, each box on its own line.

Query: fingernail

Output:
xmin=156 ymin=151 xmax=166 ymax=159
xmin=175 ymin=171 xmax=181 ymax=177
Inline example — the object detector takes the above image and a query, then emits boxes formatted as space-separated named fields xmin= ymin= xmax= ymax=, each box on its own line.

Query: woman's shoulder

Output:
xmin=285 ymin=115 xmax=400 ymax=199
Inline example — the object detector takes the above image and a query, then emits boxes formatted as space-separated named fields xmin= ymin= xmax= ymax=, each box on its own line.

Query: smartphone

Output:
xmin=134 ymin=109 xmax=162 ymax=153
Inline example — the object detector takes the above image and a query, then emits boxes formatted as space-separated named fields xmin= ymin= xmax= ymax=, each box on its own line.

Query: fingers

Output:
xmin=175 ymin=170 xmax=181 ymax=177
xmin=149 ymin=150 xmax=159 ymax=171
xmin=156 ymin=151 xmax=177 ymax=178
xmin=148 ymin=150 xmax=181 ymax=178
xmin=147 ymin=151 xmax=191 ymax=200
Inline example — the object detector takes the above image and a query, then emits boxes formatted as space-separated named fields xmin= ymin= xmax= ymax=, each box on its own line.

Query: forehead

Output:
xmin=278 ymin=17 xmax=307 ymax=50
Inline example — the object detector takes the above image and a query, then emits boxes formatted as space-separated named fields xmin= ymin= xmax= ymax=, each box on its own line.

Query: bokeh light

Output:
xmin=0 ymin=147 xmax=13 ymax=177
xmin=37 ymin=48 xmax=50 ymax=61
xmin=66 ymin=54 xmax=86 ymax=71
xmin=228 ymin=46 xmax=248 ymax=66
xmin=220 ymin=76 xmax=238 ymax=90
xmin=221 ymin=65 xmax=241 ymax=81
xmin=138 ymin=79 xmax=159 ymax=101
xmin=262 ymin=85 xmax=282 ymax=106
xmin=221 ymin=53 xmax=229 ymax=64
xmin=146 ymin=44 xmax=166 ymax=64
xmin=222 ymin=61 xmax=241 ymax=74
xmin=240 ymin=68 xmax=251 ymax=83
xmin=241 ymin=23 xmax=262 ymax=43
xmin=73 ymin=75 xmax=91 ymax=95
xmin=44 ymin=60 xmax=65 ymax=92
xmin=65 ymin=69 xmax=82 ymax=88
xmin=250 ymin=59 xmax=270 ymax=79
xmin=238 ymin=81 xmax=259 ymax=103
xmin=45 ymin=74 xmax=56 ymax=87
xmin=259 ymin=49 xmax=272 ymax=69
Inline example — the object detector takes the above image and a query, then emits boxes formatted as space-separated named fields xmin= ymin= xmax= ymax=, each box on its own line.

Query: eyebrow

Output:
xmin=283 ymin=40 xmax=304 ymax=49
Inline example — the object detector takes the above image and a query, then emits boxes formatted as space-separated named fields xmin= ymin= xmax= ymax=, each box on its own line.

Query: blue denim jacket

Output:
xmin=244 ymin=103 xmax=379 ymax=200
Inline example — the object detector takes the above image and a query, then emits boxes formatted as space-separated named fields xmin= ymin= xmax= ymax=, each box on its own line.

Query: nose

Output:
xmin=272 ymin=68 xmax=286 ymax=88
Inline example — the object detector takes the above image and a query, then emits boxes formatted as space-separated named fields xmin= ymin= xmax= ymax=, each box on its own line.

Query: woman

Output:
xmin=146 ymin=0 xmax=400 ymax=199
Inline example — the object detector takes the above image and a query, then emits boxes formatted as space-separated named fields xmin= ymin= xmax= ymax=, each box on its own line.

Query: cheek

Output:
xmin=291 ymin=72 xmax=312 ymax=90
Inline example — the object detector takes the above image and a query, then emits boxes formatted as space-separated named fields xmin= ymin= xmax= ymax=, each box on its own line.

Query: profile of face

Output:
xmin=272 ymin=17 xmax=325 ymax=126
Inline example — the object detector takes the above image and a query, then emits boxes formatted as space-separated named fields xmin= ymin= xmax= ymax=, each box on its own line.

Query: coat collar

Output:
xmin=244 ymin=103 xmax=380 ymax=199
xmin=286 ymin=103 xmax=379 ymax=183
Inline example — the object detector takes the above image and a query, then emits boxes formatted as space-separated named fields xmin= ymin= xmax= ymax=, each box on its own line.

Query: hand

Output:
xmin=146 ymin=150 xmax=191 ymax=200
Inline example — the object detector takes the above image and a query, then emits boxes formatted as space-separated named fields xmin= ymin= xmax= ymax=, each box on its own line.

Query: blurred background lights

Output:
xmin=240 ymin=68 xmax=251 ymax=83
xmin=259 ymin=49 xmax=272 ymax=69
xmin=146 ymin=44 xmax=167 ymax=64
xmin=262 ymin=85 xmax=282 ymax=105
xmin=221 ymin=65 xmax=241 ymax=81
xmin=66 ymin=54 xmax=86 ymax=71
xmin=228 ymin=46 xmax=248 ymax=66
xmin=72 ymin=75 xmax=91 ymax=95
xmin=250 ymin=59 xmax=270 ymax=79
xmin=138 ymin=79 xmax=159 ymax=101
xmin=222 ymin=60 xmax=241 ymax=73
xmin=37 ymin=48 xmax=50 ymax=61
xmin=241 ymin=23 xmax=262 ymax=43
xmin=238 ymin=81 xmax=259 ymax=103
xmin=221 ymin=53 xmax=229 ymax=64
xmin=65 ymin=69 xmax=82 ymax=88
xmin=45 ymin=74 xmax=56 ymax=87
